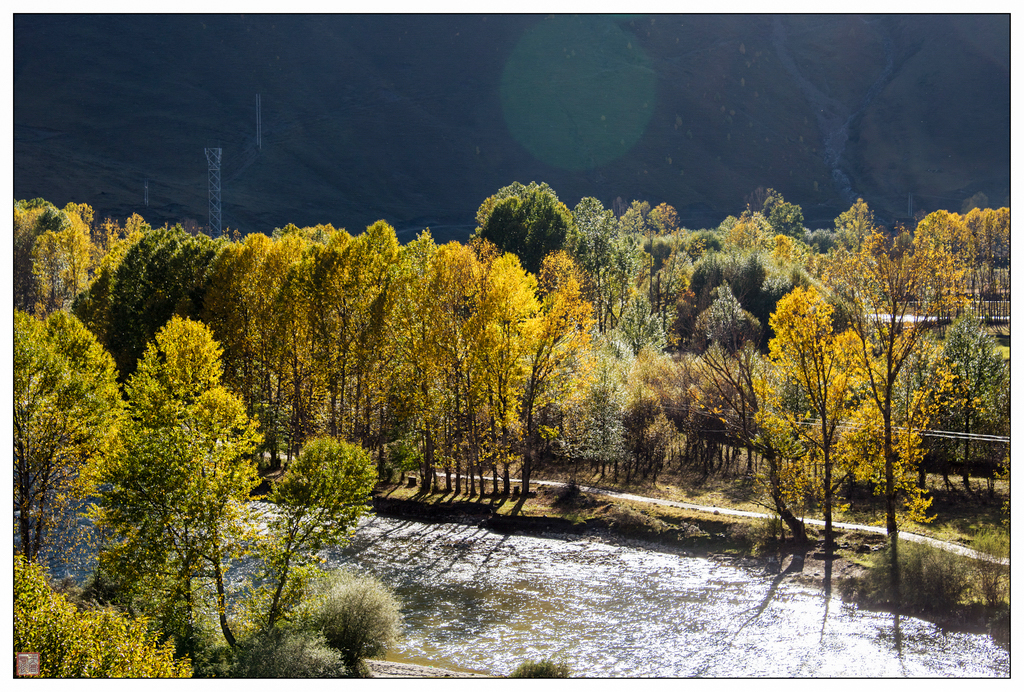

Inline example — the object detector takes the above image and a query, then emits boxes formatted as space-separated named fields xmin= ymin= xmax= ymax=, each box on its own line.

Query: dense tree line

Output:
xmin=12 ymin=187 xmax=1010 ymax=674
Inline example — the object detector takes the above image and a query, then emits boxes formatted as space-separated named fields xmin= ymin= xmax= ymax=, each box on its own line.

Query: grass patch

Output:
xmin=841 ymin=528 xmax=1009 ymax=642
xmin=987 ymin=324 xmax=1010 ymax=360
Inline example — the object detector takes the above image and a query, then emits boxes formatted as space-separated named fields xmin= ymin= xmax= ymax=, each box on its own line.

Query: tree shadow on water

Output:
xmin=694 ymin=545 xmax=810 ymax=676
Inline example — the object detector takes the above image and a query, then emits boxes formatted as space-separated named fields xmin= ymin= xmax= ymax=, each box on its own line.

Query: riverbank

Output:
xmin=367 ymin=660 xmax=485 ymax=678
xmin=370 ymin=480 xmax=1009 ymax=649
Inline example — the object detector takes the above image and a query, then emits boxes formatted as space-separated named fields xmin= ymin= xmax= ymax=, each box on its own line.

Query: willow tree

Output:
xmin=827 ymin=221 xmax=965 ymax=592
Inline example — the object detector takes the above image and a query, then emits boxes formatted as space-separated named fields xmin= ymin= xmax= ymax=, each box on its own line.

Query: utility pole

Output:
xmin=206 ymin=147 xmax=222 ymax=236
xmin=144 ymin=179 xmax=149 ymax=207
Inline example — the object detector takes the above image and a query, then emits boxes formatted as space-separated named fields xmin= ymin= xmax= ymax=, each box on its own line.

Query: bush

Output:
xmin=856 ymin=541 xmax=971 ymax=613
xmin=970 ymin=528 xmax=1010 ymax=608
xmin=303 ymin=569 xmax=402 ymax=676
xmin=748 ymin=515 xmax=783 ymax=552
xmin=231 ymin=628 xmax=348 ymax=678
xmin=510 ymin=658 xmax=572 ymax=678
xmin=607 ymin=504 xmax=672 ymax=536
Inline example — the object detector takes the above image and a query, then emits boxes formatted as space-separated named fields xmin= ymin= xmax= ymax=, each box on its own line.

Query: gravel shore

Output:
xmin=367 ymin=660 xmax=488 ymax=678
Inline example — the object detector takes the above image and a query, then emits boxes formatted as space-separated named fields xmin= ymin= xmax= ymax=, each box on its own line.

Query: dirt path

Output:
xmin=518 ymin=479 xmax=1008 ymax=566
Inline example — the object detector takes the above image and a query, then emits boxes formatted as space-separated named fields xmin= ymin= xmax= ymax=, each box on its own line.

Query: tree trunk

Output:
xmin=421 ymin=430 xmax=434 ymax=492
xmin=522 ymin=452 xmax=532 ymax=495
xmin=824 ymin=457 xmax=834 ymax=555
xmin=213 ymin=554 xmax=237 ymax=648
xmin=266 ymin=548 xmax=293 ymax=630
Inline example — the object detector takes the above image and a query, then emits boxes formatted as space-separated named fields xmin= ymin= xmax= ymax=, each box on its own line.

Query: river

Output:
xmin=312 ymin=514 xmax=1009 ymax=677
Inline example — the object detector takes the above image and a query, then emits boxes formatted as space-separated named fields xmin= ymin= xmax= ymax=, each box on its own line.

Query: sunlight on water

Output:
xmin=307 ymin=516 xmax=1006 ymax=677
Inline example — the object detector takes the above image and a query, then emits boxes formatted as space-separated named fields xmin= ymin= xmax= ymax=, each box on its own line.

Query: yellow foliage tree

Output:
xmin=827 ymin=217 xmax=965 ymax=582
xmin=474 ymin=252 xmax=540 ymax=490
xmin=32 ymin=203 xmax=96 ymax=316
xmin=15 ymin=556 xmax=191 ymax=677
xmin=520 ymin=251 xmax=595 ymax=493
xmin=765 ymin=286 xmax=859 ymax=553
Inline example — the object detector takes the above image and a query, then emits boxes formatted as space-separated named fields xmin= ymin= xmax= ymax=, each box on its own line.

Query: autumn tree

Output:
xmin=14 ymin=310 xmax=122 ymax=564
xmin=31 ymin=203 xmax=96 ymax=316
xmin=724 ymin=211 xmax=774 ymax=253
xmin=202 ymin=231 xmax=306 ymax=467
xmin=765 ymin=287 xmax=859 ymax=553
xmin=94 ymin=316 xmax=261 ymax=650
xmin=827 ymin=219 xmax=966 ymax=590
xmin=695 ymin=340 xmax=806 ymax=541
xmin=474 ymin=252 xmax=540 ymax=492
xmin=390 ymin=232 xmax=444 ymax=490
xmin=275 ymin=250 xmax=323 ymax=463
xmin=648 ymin=202 xmax=679 ymax=235
xmin=834 ymin=198 xmax=875 ymax=250
xmin=15 ymin=556 xmax=191 ymax=678
xmin=427 ymin=240 xmax=488 ymax=492
xmin=73 ymin=213 xmax=149 ymax=340
xmin=519 ymin=251 xmax=595 ymax=494
xmin=14 ymin=198 xmax=52 ymax=312
xmin=14 ymin=199 xmax=96 ymax=315
xmin=305 ymin=221 xmax=401 ymax=449
xmin=80 ymin=224 xmax=220 ymax=380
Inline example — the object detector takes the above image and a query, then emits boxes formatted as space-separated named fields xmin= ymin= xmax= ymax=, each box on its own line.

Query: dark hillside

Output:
xmin=13 ymin=14 xmax=1008 ymax=238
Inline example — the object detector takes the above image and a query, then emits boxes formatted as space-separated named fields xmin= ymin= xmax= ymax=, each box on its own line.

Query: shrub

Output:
xmin=14 ymin=555 xmax=191 ymax=677
xmin=303 ymin=569 xmax=402 ymax=676
xmin=607 ymin=504 xmax=672 ymax=536
xmin=510 ymin=658 xmax=572 ymax=678
xmin=231 ymin=628 xmax=348 ymax=678
xmin=970 ymin=528 xmax=1010 ymax=608
xmin=856 ymin=541 xmax=971 ymax=613
xmin=748 ymin=515 xmax=783 ymax=552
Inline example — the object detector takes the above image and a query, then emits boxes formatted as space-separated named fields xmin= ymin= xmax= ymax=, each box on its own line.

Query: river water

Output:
xmin=314 ymin=515 xmax=1008 ymax=677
